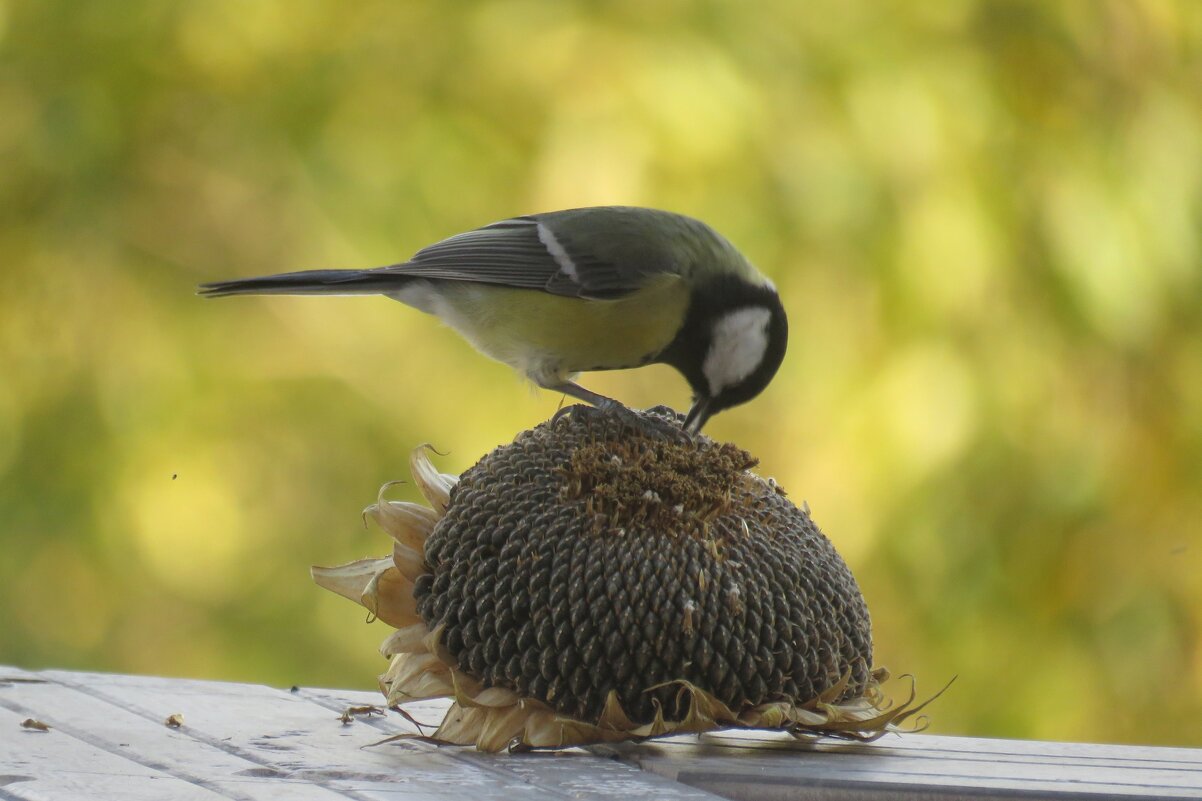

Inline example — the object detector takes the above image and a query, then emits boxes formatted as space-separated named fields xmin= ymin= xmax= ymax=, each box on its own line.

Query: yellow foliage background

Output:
xmin=2 ymin=1 xmax=1200 ymax=746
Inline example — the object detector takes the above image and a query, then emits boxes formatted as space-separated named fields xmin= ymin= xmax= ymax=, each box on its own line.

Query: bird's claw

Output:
xmin=551 ymin=404 xmax=582 ymax=426
xmin=550 ymin=401 xmax=695 ymax=445
xmin=551 ymin=400 xmax=638 ymax=427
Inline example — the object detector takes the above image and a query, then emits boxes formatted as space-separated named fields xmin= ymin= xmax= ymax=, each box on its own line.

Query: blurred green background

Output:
xmin=2 ymin=0 xmax=1200 ymax=747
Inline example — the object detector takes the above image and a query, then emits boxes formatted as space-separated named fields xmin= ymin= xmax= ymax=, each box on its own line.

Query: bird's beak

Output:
xmin=683 ymin=397 xmax=713 ymax=435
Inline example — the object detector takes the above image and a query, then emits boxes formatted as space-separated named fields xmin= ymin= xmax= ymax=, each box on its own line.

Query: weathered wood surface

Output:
xmin=2 ymin=666 xmax=1200 ymax=800
xmin=0 ymin=666 xmax=719 ymax=800
xmin=610 ymin=728 xmax=1202 ymax=800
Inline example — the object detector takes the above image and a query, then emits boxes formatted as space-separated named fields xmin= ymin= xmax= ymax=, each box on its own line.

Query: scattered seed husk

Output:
xmin=339 ymin=705 xmax=386 ymax=724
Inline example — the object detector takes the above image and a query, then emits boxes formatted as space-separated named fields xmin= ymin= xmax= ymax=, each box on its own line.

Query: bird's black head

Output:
xmin=658 ymin=276 xmax=788 ymax=433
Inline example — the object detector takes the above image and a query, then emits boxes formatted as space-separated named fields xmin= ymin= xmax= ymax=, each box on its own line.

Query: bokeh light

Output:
xmin=1 ymin=0 xmax=1199 ymax=747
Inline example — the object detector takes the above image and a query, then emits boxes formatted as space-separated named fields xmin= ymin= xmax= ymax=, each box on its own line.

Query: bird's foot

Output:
xmin=546 ymin=381 xmax=633 ymax=425
xmin=552 ymin=399 xmax=638 ymax=426
xmin=551 ymin=401 xmax=694 ymax=444
xmin=593 ymin=396 xmax=624 ymax=414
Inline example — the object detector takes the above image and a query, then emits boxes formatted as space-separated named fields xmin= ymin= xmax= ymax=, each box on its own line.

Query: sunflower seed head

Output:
xmin=415 ymin=405 xmax=873 ymax=726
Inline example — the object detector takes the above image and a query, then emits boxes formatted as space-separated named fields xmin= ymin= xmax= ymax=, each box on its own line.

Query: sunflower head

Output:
xmin=314 ymin=406 xmax=930 ymax=751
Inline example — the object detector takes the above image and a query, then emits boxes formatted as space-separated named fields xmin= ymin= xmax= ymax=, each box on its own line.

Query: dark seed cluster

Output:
xmin=414 ymin=405 xmax=872 ymax=726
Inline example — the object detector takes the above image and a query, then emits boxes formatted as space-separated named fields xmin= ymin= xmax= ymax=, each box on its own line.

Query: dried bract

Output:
xmin=314 ymin=406 xmax=930 ymax=751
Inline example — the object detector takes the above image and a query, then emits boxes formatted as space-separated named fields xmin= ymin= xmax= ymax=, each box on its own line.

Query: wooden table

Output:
xmin=3 ymin=666 xmax=1200 ymax=800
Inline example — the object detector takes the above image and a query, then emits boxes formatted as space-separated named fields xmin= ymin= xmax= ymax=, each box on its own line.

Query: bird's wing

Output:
xmin=375 ymin=215 xmax=665 ymax=300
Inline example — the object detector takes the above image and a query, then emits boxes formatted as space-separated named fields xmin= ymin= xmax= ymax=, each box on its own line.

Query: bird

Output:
xmin=198 ymin=206 xmax=787 ymax=433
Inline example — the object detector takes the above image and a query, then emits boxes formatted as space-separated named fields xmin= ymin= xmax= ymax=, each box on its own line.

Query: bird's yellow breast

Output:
xmin=427 ymin=276 xmax=690 ymax=385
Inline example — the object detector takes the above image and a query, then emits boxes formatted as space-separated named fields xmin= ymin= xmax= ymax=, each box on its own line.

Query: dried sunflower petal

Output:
xmin=315 ymin=405 xmax=934 ymax=750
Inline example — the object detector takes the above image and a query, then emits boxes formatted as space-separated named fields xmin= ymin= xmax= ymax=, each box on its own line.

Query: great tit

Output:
xmin=199 ymin=206 xmax=787 ymax=433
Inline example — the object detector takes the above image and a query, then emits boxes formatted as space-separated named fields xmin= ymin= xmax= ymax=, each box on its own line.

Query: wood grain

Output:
xmin=0 ymin=666 xmax=721 ymax=800
xmin=3 ymin=666 xmax=1199 ymax=800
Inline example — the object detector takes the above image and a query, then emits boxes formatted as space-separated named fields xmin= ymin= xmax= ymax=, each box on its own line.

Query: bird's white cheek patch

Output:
xmin=703 ymin=307 xmax=772 ymax=396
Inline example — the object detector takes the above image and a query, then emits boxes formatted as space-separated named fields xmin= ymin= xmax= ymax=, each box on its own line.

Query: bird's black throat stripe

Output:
xmin=657 ymin=275 xmax=787 ymax=413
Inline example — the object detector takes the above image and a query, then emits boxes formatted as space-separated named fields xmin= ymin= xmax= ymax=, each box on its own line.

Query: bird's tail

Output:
xmin=198 ymin=269 xmax=410 ymax=298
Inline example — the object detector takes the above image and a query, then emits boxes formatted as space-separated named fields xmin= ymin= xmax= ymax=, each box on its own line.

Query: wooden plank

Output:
xmin=277 ymin=683 xmax=721 ymax=793
xmin=0 ymin=666 xmax=723 ymax=801
xmin=0 ymin=703 xmax=225 ymax=801
xmin=0 ymin=668 xmax=372 ymax=800
xmin=609 ymin=728 xmax=1202 ymax=800
xmin=7 ymin=666 xmax=1201 ymax=800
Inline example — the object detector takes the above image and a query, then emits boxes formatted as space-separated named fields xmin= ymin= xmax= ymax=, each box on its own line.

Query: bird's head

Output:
xmin=660 ymin=276 xmax=788 ymax=434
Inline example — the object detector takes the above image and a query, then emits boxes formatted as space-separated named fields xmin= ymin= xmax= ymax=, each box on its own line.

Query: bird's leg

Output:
xmin=545 ymin=382 xmax=689 ymax=439
xmin=544 ymin=381 xmax=638 ymax=426
xmin=549 ymin=381 xmax=623 ymax=412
